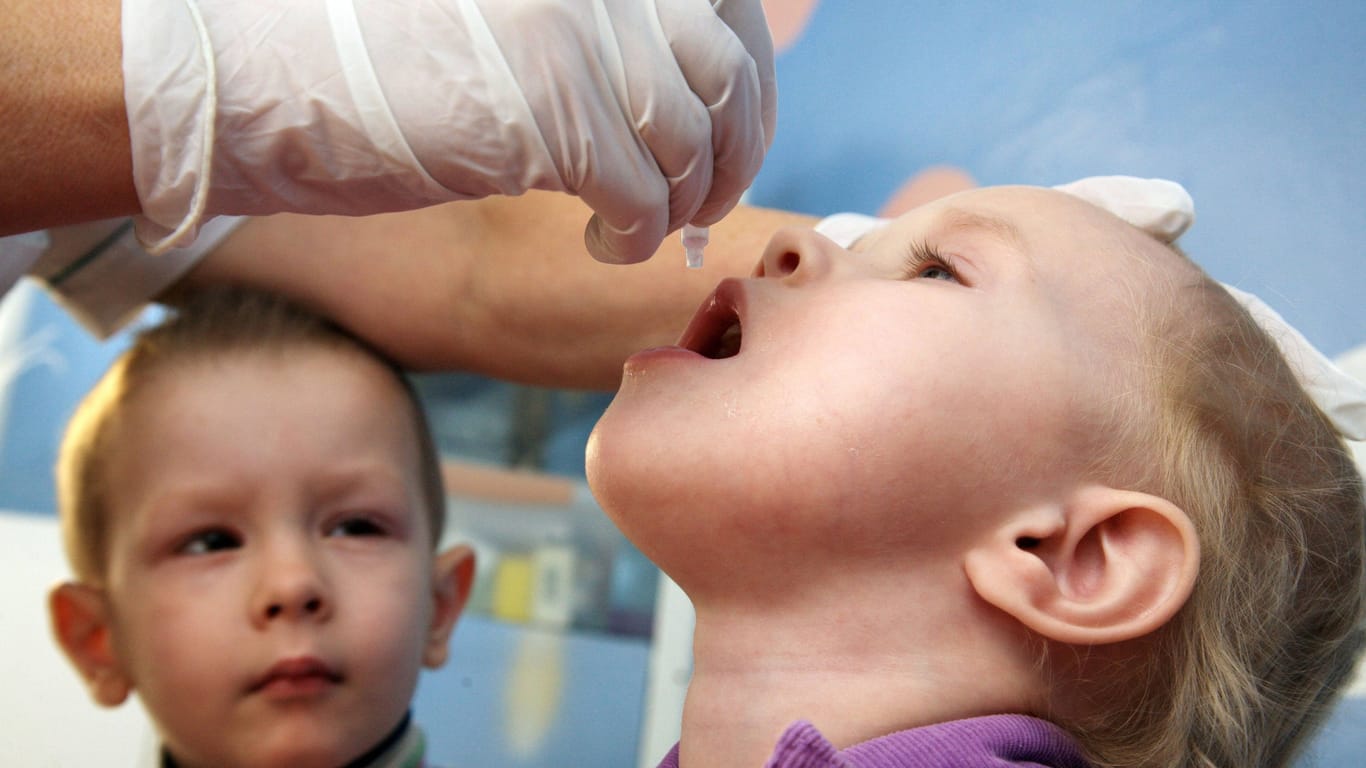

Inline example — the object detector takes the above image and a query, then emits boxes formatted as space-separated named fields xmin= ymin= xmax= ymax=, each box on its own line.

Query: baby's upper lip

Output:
xmin=678 ymin=279 xmax=745 ymax=359
xmin=249 ymin=655 xmax=342 ymax=692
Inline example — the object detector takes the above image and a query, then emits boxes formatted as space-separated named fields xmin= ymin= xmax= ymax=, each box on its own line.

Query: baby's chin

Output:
xmin=585 ymin=413 xmax=702 ymax=529
xmin=584 ymin=415 xmax=647 ymax=524
xmin=584 ymin=395 xmax=661 ymax=485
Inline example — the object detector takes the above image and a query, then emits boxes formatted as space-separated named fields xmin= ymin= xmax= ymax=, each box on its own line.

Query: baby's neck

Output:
xmin=674 ymin=581 xmax=1039 ymax=768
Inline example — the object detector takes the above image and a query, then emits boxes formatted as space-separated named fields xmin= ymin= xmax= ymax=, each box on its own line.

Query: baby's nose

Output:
xmin=753 ymin=226 xmax=842 ymax=282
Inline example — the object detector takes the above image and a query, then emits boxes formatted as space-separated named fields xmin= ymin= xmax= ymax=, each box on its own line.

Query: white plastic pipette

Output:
xmin=682 ymin=224 xmax=708 ymax=269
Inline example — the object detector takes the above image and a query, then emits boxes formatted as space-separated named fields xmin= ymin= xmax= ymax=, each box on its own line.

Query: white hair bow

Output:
xmin=1055 ymin=176 xmax=1366 ymax=441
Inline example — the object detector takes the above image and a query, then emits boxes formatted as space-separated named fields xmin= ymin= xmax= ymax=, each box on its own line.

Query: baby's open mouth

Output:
xmin=708 ymin=322 xmax=742 ymax=359
xmin=680 ymin=281 xmax=743 ymax=360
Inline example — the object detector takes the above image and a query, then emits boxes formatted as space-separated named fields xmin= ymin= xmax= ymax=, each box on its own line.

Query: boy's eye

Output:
xmin=328 ymin=516 xmax=386 ymax=538
xmin=180 ymin=528 xmax=241 ymax=555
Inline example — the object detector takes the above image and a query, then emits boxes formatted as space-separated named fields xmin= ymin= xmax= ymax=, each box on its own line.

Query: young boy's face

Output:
xmin=588 ymin=186 xmax=1174 ymax=586
xmin=64 ymin=348 xmax=463 ymax=768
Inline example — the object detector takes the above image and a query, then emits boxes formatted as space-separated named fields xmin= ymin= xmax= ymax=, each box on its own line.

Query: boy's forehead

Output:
xmin=103 ymin=347 xmax=428 ymax=494
xmin=111 ymin=346 xmax=418 ymax=455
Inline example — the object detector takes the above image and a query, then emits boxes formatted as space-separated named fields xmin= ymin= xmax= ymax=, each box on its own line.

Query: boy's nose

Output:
xmin=252 ymin=548 xmax=333 ymax=626
xmin=752 ymin=226 xmax=843 ymax=282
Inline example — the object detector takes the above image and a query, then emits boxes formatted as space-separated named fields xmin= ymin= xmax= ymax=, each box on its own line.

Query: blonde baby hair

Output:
xmin=1064 ymin=244 xmax=1365 ymax=768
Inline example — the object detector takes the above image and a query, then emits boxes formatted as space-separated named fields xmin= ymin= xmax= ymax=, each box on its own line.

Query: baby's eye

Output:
xmin=917 ymin=264 xmax=956 ymax=281
xmin=328 ymin=516 xmax=386 ymax=538
xmin=902 ymin=242 xmax=961 ymax=283
xmin=179 ymin=528 xmax=241 ymax=555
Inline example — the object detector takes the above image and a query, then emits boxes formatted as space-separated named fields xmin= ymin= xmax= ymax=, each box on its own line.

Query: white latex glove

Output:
xmin=122 ymin=0 xmax=777 ymax=264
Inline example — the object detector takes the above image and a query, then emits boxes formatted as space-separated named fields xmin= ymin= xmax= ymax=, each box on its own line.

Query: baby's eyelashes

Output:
xmin=901 ymin=241 xmax=963 ymax=283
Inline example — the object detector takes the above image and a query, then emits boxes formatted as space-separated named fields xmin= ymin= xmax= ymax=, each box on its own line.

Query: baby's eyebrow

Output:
xmin=934 ymin=208 xmax=1024 ymax=251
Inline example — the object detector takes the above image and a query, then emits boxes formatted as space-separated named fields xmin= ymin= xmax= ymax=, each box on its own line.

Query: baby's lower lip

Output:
xmin=630 ymin=345 xmax=698 ymax=362
xmin=621 ymin=345 xmax=706 ymax=377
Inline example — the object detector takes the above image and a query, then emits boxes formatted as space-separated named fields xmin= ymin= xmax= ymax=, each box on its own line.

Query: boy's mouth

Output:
xmin=250 ymin=656 xmax=343 ymax=694
xmin=680 ymin=279 xmax=744 ymax=360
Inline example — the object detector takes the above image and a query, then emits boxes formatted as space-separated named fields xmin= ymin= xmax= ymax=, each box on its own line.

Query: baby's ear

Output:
xmin=963 ymin=486 xmax=1199 ymax=645
xmin=48 ymin=582 xmax=132 ymax=707
xmin=422 ymin=545 xmax=477 ymax=669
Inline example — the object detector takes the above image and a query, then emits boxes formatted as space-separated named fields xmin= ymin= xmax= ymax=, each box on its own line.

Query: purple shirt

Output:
xmin=656 ymin=714 xmax=1093 ymax=768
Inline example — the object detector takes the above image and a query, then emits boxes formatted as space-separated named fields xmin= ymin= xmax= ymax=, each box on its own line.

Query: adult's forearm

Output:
xmin=176 ymin=193 xmax=815 ymax=390
xmin=449 ymin=193 xmax=811 ymax=389
xmin=0 ymin=0 xmax=138 ymax=235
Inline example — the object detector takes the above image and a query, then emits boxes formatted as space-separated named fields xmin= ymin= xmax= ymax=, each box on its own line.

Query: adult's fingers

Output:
xmin=656 ymin=0 xmax=772 ymax=227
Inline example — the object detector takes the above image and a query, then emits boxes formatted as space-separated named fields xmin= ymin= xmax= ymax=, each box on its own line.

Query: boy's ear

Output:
xmin=423 ymin=545 xmax=477 ymax=669
xmin=963 ymin=486 xmax=1199 ymax=646
xmin=48 ymin=582 xmax=132 ymax=707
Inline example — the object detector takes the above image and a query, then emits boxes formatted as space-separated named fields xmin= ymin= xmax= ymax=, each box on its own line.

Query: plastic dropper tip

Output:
xmin=681 ymin=225 xmax=709 ymax=269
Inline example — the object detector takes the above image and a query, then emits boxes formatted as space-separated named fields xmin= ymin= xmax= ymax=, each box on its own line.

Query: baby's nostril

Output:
xmin=777 ymin=251 xmax=800 ymax=276
xmin=305 ymin=597 xmax=322 ymax=613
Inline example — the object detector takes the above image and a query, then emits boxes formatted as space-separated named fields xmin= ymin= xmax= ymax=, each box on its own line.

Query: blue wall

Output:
xmin=750 ymin=0 xmax=1365 ymax=358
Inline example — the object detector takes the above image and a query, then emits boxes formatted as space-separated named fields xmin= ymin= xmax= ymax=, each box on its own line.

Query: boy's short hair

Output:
xmin=1062 ymin=243 xmax=1365 ymax=768
xmin=56 ymin=287 xmax=447 ymax=583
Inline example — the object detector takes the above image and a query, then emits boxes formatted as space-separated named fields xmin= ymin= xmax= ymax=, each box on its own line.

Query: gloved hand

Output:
xmin=122 ymin=0 xmax=777 ymax=263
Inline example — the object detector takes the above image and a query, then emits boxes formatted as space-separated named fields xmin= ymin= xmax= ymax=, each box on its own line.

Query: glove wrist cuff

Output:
xmin=123 ymin=0 xmax=217 ymax=254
